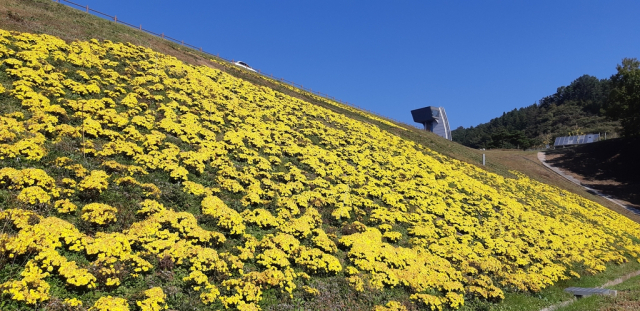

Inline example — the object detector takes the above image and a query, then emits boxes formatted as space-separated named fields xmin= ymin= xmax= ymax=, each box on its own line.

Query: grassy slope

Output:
xmin=2 ymin=0 xmax=634 ymax=223
xmin=555 ymin=273 xmax=640 ymax=311
xmin=0 ymin=0 xmax=494 ymax=172
xmin=482 ymin=150 xmax=640 ymax=224
xmin=461 ymin=259 xmax=640 ymax=311
xmin=1 ymin=1 xmax=639 ymax=310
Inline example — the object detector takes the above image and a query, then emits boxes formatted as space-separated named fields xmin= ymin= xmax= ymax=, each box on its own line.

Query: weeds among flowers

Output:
xmin=0 ymin=29 xmax=640 ymax=310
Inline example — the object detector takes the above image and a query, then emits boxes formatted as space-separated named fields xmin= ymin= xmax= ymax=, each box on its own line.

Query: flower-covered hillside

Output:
xmin=0 ymin=29 xmax=639 ymax=311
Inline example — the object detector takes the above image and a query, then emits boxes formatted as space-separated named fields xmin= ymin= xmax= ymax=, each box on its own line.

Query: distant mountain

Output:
xmin=452 ymin=75 xmax=619 ymax=149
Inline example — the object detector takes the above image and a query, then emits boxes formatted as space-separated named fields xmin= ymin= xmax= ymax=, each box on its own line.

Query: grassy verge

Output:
xmin=555 ymin=271 xmax=640 ymax=311
xmin=460 ymin=259 xmax=640 ymax=311
xmin=481 ymin=150 xmax=640 ymax=224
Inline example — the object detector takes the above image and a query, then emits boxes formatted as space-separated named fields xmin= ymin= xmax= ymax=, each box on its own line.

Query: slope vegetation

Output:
xmin=0 ymin=0 xmax=513 ymax=179
xmin=0 ymin=30 xmax=640 ymax=311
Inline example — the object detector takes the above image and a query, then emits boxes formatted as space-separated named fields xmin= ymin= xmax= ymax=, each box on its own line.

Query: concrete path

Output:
xmin=537 ymin=152 xmax=640 ymax=216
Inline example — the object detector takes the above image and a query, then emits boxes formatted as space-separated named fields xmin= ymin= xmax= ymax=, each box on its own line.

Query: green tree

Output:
xmin=607 ymin=58 xmax=640 ymax=137
xmin=452 ymin=73 xmax=615 ymax=149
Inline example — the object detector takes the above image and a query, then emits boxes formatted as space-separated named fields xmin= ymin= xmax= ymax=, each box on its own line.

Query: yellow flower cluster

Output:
xmin=54 ymin=198 xmax=77 ymax=213
xmin=65 ymin=298 xmax=83 ymax=307
xmin=201 ymin=195 xmax=246 ymax=234
xmin=17 ymin=185 xmax=51 ymax=205
xmin=242 ymin=208 xmax=279 ymax=228
xmin=374 ymin=301 xmax=408 ymax=311
xmin=302 ymin=285 xmax=319 ymax=296
xmin=136 ymin=287 xmax=168 ymax=311
xmin=81 ymin=203 xmax=118 ymax=225
xmin=78 ymin=170 xmax=110 ymax=194
xmin=0 ymin=261 xmax=50 ymax=304
xmin=0 ymin=217 xmax=98 ymax=302
xmin=36 ymin=248 xmax=97 ymax=288
xmin=182 ymin=180 xmax=218 ymax=197
xmin=0 ymin=167 xmax=60 ymax=197
xmin=90 ymin=296 xmax=130 ymax=311
xmin=1 ymin=28 xmax=640 ymax=310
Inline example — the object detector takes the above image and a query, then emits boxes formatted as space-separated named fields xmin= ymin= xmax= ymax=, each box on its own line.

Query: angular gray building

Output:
xmin=411 ymin=106 xmax=452 ymax=140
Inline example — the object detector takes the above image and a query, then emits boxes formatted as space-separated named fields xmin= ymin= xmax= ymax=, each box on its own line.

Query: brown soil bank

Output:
xmin=545 ymin=137 xmax=640 ymax=208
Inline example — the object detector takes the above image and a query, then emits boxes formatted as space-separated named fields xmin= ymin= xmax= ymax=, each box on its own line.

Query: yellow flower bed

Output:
xmin=0 ymin=28 xmax=639 ymax=310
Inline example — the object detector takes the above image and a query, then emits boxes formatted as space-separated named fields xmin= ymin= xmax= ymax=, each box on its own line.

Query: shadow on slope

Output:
xmin=546 ymin=137 xmax=640 ymax=208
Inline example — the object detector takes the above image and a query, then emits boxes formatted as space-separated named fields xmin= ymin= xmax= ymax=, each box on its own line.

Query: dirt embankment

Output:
xmin=545 ymin=137 xmax=640 ymax=209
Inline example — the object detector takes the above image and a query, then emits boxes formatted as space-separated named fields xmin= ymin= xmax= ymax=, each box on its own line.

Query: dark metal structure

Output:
xmin=411 ymin=106 xmax=452 ymax=140
xmin=553 ymin=134 xmax=600 ymax=147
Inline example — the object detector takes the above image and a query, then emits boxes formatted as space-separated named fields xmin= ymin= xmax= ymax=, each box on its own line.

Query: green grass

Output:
xmin=456 ymin=259 xmax=640 ymax=311
xmin=1 ymin=1 xmax=640 ymax=310
xmin=555 ymin=274 xmax=640 ymax=311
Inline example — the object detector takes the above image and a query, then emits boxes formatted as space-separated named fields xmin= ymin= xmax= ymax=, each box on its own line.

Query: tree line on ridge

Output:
xmin=452 ymin=58 xmax=640 ymax=149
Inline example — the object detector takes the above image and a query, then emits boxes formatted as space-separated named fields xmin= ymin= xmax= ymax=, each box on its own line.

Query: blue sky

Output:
xmin=71 ymin=0 xmax=639 ymax=129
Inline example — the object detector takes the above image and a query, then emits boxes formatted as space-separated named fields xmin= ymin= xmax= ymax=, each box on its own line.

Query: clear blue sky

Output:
xmin=71 ymin=0 xmax=639 ymax=129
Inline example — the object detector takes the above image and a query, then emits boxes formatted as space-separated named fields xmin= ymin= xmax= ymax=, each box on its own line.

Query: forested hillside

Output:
xmin=452 ymin=75 xmax=618 ymax=149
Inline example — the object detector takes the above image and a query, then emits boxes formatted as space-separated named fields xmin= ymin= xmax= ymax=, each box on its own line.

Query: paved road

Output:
xmin=537 ymin=152 xmax=640 ymax=216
